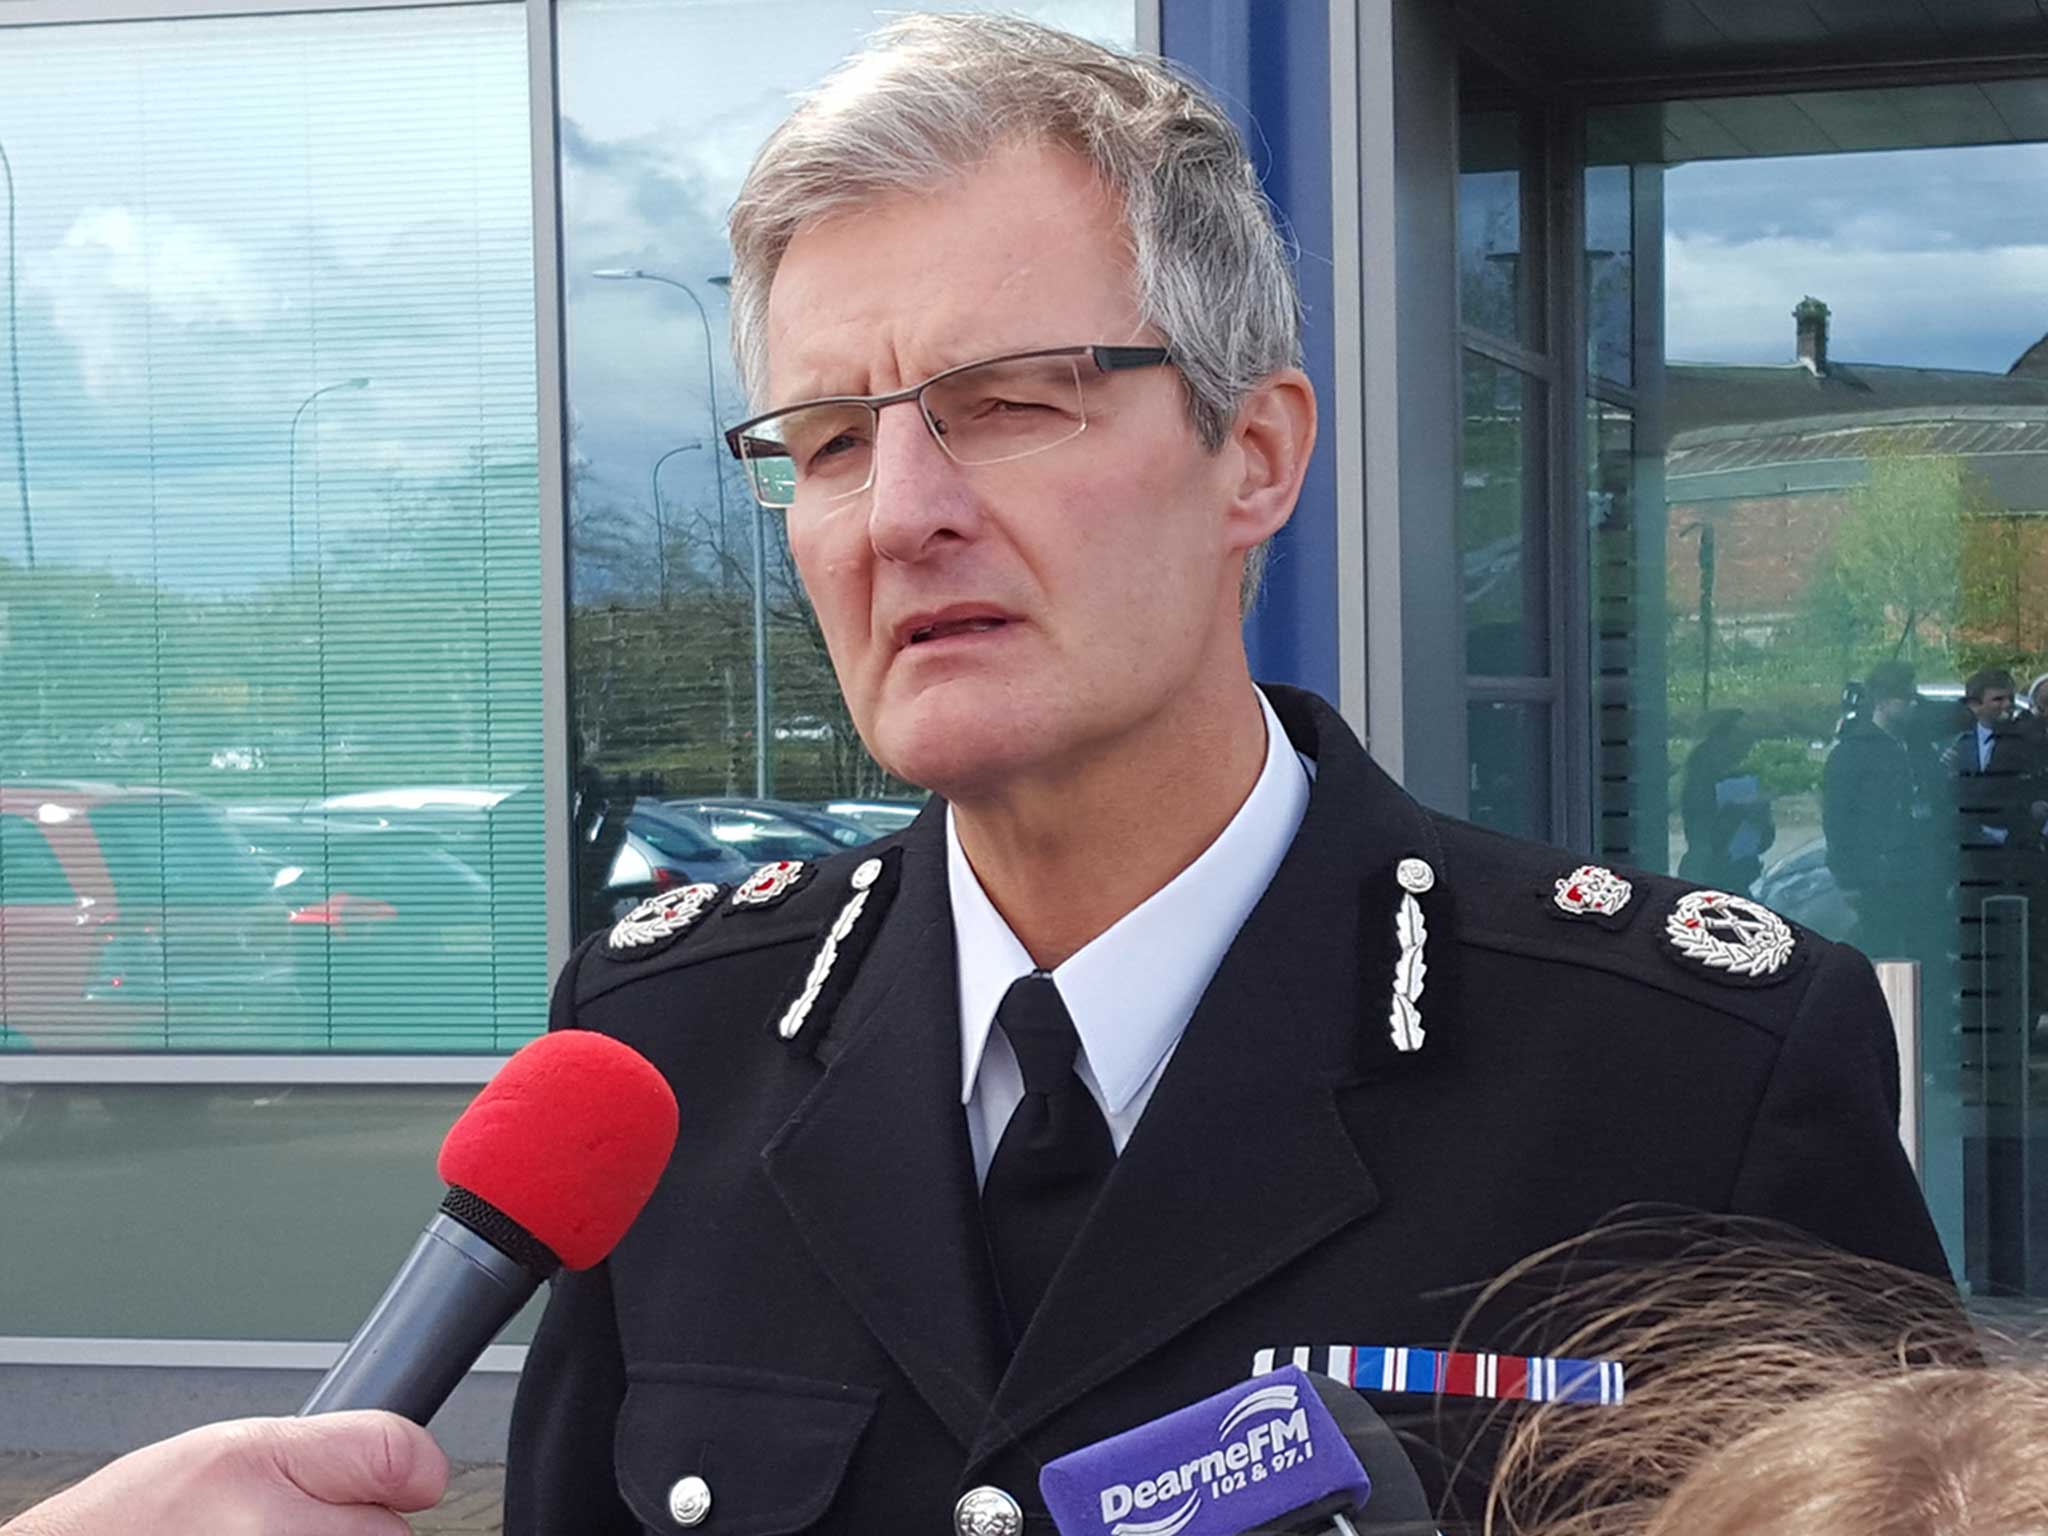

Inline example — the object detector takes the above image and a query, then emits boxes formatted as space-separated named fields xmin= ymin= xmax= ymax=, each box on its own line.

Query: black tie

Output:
xmin=980 ymin=972 xmax=1115 ymax=1343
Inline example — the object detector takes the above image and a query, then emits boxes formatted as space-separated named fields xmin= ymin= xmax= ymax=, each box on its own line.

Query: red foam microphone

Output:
xmin=301 ymin=1031 xmax=678 ymax=1424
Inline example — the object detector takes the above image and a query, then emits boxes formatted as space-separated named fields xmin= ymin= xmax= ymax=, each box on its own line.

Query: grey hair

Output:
xmin=726 ymin=11 xmax=1303 ymax=611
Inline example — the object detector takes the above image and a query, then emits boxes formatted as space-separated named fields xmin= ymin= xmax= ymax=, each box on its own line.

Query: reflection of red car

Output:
xmin=0 ymin=784 xmax=299 ymax=1049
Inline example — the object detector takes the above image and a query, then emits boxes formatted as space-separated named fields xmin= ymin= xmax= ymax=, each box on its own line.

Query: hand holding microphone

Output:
xmin=0 ymin=1411 xmax=445 ymax=1536
xmin=4 ymin=1029 xmax=676 ymax=1536
xmin=302 ymin=1028 xmax=678 ymax=1421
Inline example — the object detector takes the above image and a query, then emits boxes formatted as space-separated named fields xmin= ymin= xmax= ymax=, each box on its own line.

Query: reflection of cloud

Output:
xmin=1667 ymin=232 xmax=2048 ymax=373
xmin=1670 ymin=142 xmax=2048 ymax=252
xmin=1665 ymin=144 xmax=2048 ymax=373
xmin=30 ymin=207 xmax=276 ymax=400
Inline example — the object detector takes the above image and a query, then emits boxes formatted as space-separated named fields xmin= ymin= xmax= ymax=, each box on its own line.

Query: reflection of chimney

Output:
xmin=1795 ymin=296 xmax=1829 ymax=376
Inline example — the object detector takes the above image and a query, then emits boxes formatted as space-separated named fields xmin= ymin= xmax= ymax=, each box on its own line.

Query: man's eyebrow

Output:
xmin=768 ymin=369 xmax=869 ymax=407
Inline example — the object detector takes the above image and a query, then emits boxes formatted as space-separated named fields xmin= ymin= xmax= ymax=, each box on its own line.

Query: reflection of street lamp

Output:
xmin=287 ymin=378 xmax=369 ymax=578
xmin=1 ymin=136 xmax=29 ymax=569
xmin=594 ymin=266 xmax=767 ymax=795
xmin=1681 ymin=518 xmax=1715 ymax=711
xmin=649 ymin=440 xmax=702 ymax=606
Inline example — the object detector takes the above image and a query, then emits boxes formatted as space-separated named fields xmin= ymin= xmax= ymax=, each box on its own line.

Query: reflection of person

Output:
xmin=2026 ymin=670 xmax=2048 ymax=729
xmin=570 ymin=765 xmax=633 ymax=934
xmin=507 ymin=17 xmax=1946 ymax=1533
xmin=0 ymin=1412 xmax=446 ymax=1536
xmin=1822 ymin=662 xmax=1943 ymax=961
xmin=1677 ymin=710 xmax=1775 ymax=893
xmin=1941 ymin=666 xmax=2046 ymax=854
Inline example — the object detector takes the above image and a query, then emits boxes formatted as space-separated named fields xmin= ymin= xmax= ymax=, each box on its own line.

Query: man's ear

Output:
xmin=1222 ymin=368 xmax=1317 ymax=552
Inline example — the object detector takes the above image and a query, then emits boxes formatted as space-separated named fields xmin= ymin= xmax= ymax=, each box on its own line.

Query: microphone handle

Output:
xmin=300 ymin=1212 xmax=541 ymax=1423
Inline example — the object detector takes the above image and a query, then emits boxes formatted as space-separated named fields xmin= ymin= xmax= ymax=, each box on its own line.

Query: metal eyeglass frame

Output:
xmin=722 ymin=344 xmax=1174 ymax=508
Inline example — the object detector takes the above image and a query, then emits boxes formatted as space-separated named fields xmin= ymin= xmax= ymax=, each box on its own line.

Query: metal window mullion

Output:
xmin=1134 ymin=0 xmax=1159 ymax=55
xmin=1329 ymin=0 xmax=1367 ymax=739
xmin=0 ymin=1055 xmax=505 ymax=1084
xmin=0 ymin=0 xmax=495 ymax=27
xmin=1550 ymin=101 xmax=1592 ymax=855
xmin=530 ymin=0 xmax=571 ymax=991
xmin=1562 ymin=53 xmax=2048 ymax=108
xmin=1459 ymin=326 xmax=1557 ymax=384
xmin=1590 ymin=378 xmax=1639 ymax=413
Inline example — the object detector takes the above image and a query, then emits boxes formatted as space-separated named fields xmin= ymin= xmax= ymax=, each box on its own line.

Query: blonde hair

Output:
xmin=1473 ymin=1217 xmax=2017 ymax=1536
xmin=726 ymin=12 xmax=1301 ymax=611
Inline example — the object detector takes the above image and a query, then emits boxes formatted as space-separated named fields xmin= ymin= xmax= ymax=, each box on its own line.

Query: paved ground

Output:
xmin=0 ymin=1453 xmax=505 ymax=1531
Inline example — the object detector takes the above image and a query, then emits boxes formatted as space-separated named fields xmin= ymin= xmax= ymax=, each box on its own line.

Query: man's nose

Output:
xmin=864 ymin=401 xmax=980 ymax=563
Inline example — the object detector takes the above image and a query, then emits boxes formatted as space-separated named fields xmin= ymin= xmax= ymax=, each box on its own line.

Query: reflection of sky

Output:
xmin=0 ymin=5 xmax=536 ymax=588
xmin=558 ymin=0 xmax=1135 ymax=592
xmin=1665 ymin=143 xmax=2048 ymax=374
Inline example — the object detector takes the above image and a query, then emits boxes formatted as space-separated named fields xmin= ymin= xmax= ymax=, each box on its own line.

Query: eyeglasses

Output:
xmin=723 ymin=344 xmax=1174 ymax=511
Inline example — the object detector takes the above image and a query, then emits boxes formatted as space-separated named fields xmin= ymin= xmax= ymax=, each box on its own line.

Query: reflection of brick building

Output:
xmin=1665 ymin=299 xmax=2048 ymax=653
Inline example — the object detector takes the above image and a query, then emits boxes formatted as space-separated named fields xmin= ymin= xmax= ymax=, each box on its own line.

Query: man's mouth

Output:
xmin=907 ymin=616 xmax=1009 ymax=645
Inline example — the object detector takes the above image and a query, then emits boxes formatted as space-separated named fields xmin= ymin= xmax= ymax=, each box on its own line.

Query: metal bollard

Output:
xmin=1874 ymin=958 xmax=1922 ymax=1175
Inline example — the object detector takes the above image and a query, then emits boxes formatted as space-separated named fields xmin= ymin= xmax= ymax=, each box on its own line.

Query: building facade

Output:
xmin=3 ymin=0 xmax=2048 ymax=1457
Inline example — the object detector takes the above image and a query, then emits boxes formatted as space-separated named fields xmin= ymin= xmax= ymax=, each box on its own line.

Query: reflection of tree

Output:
xmin=1818 ymin=438 xmax=1988 ymax=664
xmin=571 ymin=475 xmax=914 ymax=802
xmin=0 ymin=444 xmax=545 ymax=796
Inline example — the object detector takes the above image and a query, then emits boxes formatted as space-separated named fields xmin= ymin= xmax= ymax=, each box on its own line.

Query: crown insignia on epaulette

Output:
xmin=731 ymin=859 xmax=812 ymax=909
xmin=1553 ymin=864 xmax=1632 ymax=918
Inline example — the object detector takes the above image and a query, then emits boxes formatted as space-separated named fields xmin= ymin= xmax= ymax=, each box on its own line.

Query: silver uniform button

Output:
xmin=667 ymin=1475 xmax=712 ymax=1527
xmin=954 ymin=1485 xmax=1024 ymax=1536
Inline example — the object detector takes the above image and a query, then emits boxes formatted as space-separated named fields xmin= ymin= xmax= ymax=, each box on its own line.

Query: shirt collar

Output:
xmin=952 ymin=686 xmax=1311 ymax=1112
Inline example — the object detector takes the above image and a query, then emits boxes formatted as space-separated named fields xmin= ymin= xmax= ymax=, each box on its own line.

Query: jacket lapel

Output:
xmin=761 ymin=805 xmax=1009 ymax=1450
xmin=967 ymin=687 xmax=1453 ymax=1467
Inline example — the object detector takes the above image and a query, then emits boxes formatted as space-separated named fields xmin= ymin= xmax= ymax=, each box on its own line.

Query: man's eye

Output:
xmin=805 ymin=432 xmax=869 ymax=472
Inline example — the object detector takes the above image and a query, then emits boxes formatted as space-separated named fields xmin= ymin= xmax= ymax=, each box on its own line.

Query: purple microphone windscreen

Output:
xmin=1039 ymin=1365 xmax=1370 ymax=1536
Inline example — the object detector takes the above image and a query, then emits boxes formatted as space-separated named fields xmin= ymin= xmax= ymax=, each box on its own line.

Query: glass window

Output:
xmin=0 ymin=1083 xmax=539 ymax=1343
xmin=1461 ymin=353 xmax=1550 ymax=677
xmin=1459 ymin=109 xmax=1544 ymax=349
xmin=555 ymin=0 xmax=1131 ymax=944
xmin=1468 ymin=699 xmax=1553 ymax=842
xmin=1588 ymin=397 xmax=1664 ymax=866
xmin=0 ymin=6 xmax=543 ymax=1052
xmin=627 ymin=807 xmax=728 ymax=863
xmin=0 ymin=814 xmax=73 ymax=904
xmin=1584 ymin=163 xmax=1634 ymax=388
xmin=1587 ymin=87 xmax=2048 ymax=1290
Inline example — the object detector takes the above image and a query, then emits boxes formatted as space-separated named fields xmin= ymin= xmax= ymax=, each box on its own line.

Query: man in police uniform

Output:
xmin=505 ymin=16 xmax=1947 ymax=1534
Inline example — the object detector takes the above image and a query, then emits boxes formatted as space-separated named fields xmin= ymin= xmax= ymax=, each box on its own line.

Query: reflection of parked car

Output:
xmin=823 ymin=798 xmax=926 ymax=836
xmin=665 ymin=799 xmax=874 ymax=861
xmin=612 ymin=801 xmax=755 ymax=908
xmin=0 ymin=784 xmax=299 ymax=1048
xmin=1752 ymin=837 xmax=1859 ymax=947
xmin=772 ymin=716 xmax=838 ymax=742
xmin=228 ymin=810 xmax=494 ymax=942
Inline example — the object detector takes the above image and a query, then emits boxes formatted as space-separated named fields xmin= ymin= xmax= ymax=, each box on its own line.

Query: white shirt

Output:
xmin=951 ymin=687 xmax=1312 ymax=1186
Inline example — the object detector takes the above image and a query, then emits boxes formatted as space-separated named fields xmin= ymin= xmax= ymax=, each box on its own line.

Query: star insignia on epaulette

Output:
xmin=1664 ymin=889 xmax=1796 ymax=979
xmin=607 ymin=882 xmax=722 ymax=958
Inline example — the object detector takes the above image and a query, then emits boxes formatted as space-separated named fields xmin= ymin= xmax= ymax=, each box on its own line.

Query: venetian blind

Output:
xmin=0 ymin=3 xmax=545 ymax=1051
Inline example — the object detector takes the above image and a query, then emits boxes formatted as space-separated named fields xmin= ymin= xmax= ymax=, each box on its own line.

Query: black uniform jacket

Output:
xmin=506 ymin=686 xmax=1947 ymax=1536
